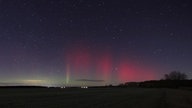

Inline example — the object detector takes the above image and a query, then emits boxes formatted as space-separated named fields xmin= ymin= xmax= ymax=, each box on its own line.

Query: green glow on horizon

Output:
xmin=66 ymin=64 xmax=70 ymax=84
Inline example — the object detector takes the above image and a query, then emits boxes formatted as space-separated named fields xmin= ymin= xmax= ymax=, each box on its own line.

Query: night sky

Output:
xmin=0 ymin=0 xmax=192 ymax=86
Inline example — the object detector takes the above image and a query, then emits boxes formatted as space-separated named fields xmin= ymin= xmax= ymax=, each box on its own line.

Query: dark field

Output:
xmin=0 ymin=88 xmax=192 ymax=108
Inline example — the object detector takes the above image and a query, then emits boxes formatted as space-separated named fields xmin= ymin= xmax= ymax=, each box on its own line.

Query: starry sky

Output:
xmin=0 ymin=0 xmax=192 ymax=86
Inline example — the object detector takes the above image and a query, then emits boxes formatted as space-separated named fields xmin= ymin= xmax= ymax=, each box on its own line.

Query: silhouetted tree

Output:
xmin=164 ymin=71 xmax=187 ymax=80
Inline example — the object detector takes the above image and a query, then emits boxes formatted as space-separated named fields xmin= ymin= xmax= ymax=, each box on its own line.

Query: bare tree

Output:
xmin=164 ymin=71 xmax=187 ymax=80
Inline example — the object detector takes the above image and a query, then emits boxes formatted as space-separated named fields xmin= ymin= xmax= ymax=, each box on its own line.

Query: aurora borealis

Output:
xmin=0 ymin=0 xmax=192 ymax=86
xmin=64 ymin=42 xmax=157 ymax=85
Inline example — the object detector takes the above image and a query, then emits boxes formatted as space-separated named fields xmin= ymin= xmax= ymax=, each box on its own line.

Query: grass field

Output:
xmin=0 ymin=88 xmax=192 ymax=108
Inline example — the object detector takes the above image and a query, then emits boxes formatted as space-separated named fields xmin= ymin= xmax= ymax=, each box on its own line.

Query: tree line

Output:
xmin=118 ymin=71 xmax=192 ymax=88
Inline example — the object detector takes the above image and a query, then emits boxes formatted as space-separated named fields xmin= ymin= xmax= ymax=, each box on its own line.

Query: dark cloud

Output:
xmin=76 ymin=79 xmax=105 ymax=82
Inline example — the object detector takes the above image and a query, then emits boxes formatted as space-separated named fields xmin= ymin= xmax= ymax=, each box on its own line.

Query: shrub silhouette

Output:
xmin=164 ymin=71 xmax=187 ymax=80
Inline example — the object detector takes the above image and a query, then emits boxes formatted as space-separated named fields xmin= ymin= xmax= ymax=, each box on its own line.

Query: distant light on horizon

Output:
xmin=21 ymin=80 xmax=44 ymax=84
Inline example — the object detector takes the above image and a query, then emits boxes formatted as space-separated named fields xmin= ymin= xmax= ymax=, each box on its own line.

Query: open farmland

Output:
xmin=0 ymin=88 xmax=192 ymax=108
